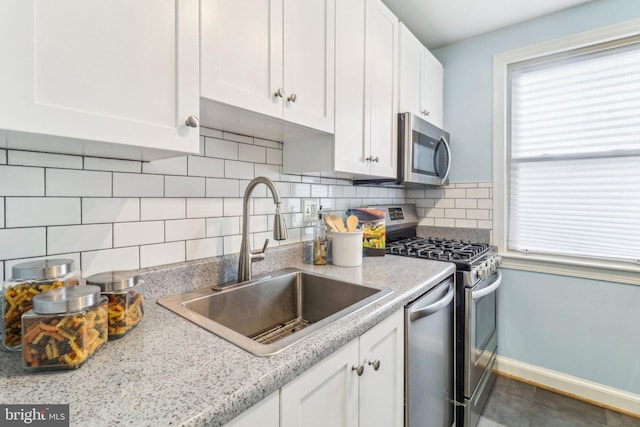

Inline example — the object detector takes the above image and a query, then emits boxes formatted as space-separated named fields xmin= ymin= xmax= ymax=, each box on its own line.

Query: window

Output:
xmin=494 ymin=21 xmax=640 ymax=284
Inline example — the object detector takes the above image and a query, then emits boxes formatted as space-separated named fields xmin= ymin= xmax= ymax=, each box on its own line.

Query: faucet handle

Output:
xmin=250 ymin=239 xmax=270 ymax=261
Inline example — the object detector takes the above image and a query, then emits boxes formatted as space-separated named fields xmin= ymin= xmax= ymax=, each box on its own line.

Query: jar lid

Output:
xmin=32 ymin=285 xmax=101 ymax=314
xmin=11 ymin=258 xmax=74 ymax=280
xmin=85 ymin=270 xmax=140 ymax=292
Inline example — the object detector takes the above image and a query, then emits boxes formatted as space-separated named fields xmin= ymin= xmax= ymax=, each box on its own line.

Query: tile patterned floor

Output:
xmin=478 ymin=376 xmax=640 ymax=427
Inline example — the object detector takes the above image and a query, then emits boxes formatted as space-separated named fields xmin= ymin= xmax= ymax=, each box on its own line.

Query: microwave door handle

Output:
xmin=472 ymin=270 xmax=503 ymax=300
xmin=409 ymin=285 xmax=454 ymax=322
xmin=437 ymin=135 xmax=452 ymax=182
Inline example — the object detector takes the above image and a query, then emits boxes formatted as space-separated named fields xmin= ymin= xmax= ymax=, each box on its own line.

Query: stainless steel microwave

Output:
xmin=354 ymin=112 xmax=451 ymax=187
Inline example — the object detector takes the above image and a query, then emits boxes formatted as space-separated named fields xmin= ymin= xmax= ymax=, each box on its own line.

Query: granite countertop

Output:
xmin=0 ymin=253 xmax=455 ymax=427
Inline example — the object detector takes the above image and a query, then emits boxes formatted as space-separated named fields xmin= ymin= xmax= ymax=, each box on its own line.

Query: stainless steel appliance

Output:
xmin=371 ymin=204 xmax=502 ymax=427
xmin=405 ymin=275 xmax=454 ymax=427
xmin=354 ymin=113 xmax=451 ymax=187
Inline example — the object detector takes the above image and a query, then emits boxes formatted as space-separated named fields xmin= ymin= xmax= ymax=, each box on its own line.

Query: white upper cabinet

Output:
xmin=286 ymin=0 xmax=397 ymax=178
xmin=399 ymin=23 xmax=444 ymax=128
xmin=0 ymin=0 xmax=200 ymax=161
xmin=201 ymin=0 xmax=335 ymax=134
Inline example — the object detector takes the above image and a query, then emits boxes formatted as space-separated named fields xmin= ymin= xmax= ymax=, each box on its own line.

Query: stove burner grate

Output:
xmin=386 ymin=237 xmax=490 ymax=263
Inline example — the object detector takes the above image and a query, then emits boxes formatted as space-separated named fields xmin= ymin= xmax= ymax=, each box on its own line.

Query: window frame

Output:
xmin=493 ymin=18 xmax=640 ymax=286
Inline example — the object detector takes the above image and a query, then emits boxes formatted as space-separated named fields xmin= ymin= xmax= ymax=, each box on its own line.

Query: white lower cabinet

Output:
xmin=281 ymin=310 xmax=404 ymax=427
xmin=224 ymin=391 xmax=279 ymax=427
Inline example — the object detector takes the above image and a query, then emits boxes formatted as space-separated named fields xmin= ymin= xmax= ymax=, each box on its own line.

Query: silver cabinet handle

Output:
xmin=274 ymin=88 xmax=285 ymax=98
xmin=409 ymin=285 xmax=454 ymax=322
xmin=472 ymin=270 xmax=502 ymax=300
xmin=352 ymin=364 xmax=364 ymax=376
xmin=185 ymin=115 xmax=199 ymax=128
xmin=287 ymin=93 xmax=297 ymax=102
xmin=422 ymin=110 xmax=430 ymax=116
xmin=373 ymin=156 xmax=380 ymax=163
xmin=367 ymin=359 xmax=381 ymax=371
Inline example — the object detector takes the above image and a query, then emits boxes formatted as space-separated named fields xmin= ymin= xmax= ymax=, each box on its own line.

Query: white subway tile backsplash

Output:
xmin=223 ymin=199 xmax=243 ymax=217
xmin=199 ymin=127 xmax=223 ymax=139
xmin=82 ymin=247 xmax=140 ymax=277
xmin=205 ymin=137 xmax=239 ymax=160
xmin=140 ymin=242 xmax=185 ymax=268
xmin=424 ymin=189 xmax=445 ymax=199
xmin=187 ymin=198 xmax=223 ymax=218
xmin=238 ymin=180 xmax=266 ymax=199
xmin=224 ymin=160 xmax=254 ymax=180
xmin=455 ymin=199 xmax=478 ymax=209
xmin=48 ymin=224 xmax=112 ymax=254
xmin=165 ymin=176 xmax=206 ymax=198
xmin=311 ymin=185 xmax=327 ymax=198
xmin=239 ymin=144 xmax=266 ymax=163
xmin=6 ymin=198 xmax=80 ymax=227
xmin=290 ymin=183 xmax=311 ymax=198
xmin=84 ymin=157 xmax=141 ymax=173
xmin=0 ymin=166 xmax=44 ymax=196
xmin=9 ymin=151 xmax=82 ymax=169
xmin=206 ymin=217 xmax=240 ymax=237
xmin=456 ymin=219 xmax=478 ymax=228
xmin=466 ymin=188 xmax=490 ymax=199
xmin=342 ymin=186 xmax=357 ymax=198
xmin=477 ymin=199 xmax=493 ymax=209
xmin=206 ymin=178 xmax=239 ymax=198
xmin=356 ymin=187 xmax=369 ymax=198
xmin=426 ymin=208 xmax=445 ymax=218
xmin=47 ymin=169 xmax=111 ymax=197
xmin=249 ymin=215 xmax=268 ymax=233
xmin=266 ymin=148 xmax=282 ymax=165
xmin=140 ymin=198 xmax=185 ymax=221
xmin=0 ymin=228 xmax=46 ymax=259
xmin=454 ymin=183 xmax=478 ymax=188
xmin=254 ymin=138 xmax=281 ymax=149
xmin=467 ymin=209 xmax=490 ymax=220
xmin=406 ymin=189 xmax=425 ymax=198
xmin=165 ymin=219 xmax=206 ymax=242
xmin=280 ymin=198 xmax=300 ymax=214
xmin=0 ymin=197 xmax=4 ymax=227
xmin=444 ymin=188 xmax=466 ymax=199
xmin=478 ymin=220 xmax=493 ymax=229
xmin=186 ymin=237 xmax=223 ymax=261
xmin=113 ymin=173 xmax=163 ymax=197
xmin=188 ymin=156 xmax=224 ymax=178
xmin=0 ymin=149 xmax=6 ymax=164
xmin=223 ymin=132 xmax=253 ymax=144
xmin=415 ymin=199 xmax=435 ymax=208
xmin=435 ymin=218 xmax=455 ymax=227
xmin=142 ymin=156 xmax=188 ymax=176
xmin=223 ymin=235 xmax=242 ymax=255
xmin=83 ymin=198 xmax=139 ymax=224
xmin=279 ymin=173 xmax=302 ymax=183
xmin=114 ymin=221 xmax=164 ymax=247
xmin=254 ymin=163 xmax=280 ymax=181
xmin=435 ymin=198 xmax=455 ymax=209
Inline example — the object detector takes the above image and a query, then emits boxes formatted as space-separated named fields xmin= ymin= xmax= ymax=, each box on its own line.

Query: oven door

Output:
xmin=464 ymin=269 xmax=502 ymax=397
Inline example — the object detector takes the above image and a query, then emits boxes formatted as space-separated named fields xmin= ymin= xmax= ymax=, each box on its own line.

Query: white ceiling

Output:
xmin=381 ymin=0 xmax=595 ymax=49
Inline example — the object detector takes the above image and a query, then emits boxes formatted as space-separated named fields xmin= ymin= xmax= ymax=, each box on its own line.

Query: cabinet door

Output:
xmin=280 ymin=339 xmax=359 ymax=427
xmin=399 ymin=23 xmax=423 ymax=117
xmin=283 ymin=0 xmax=335 ymax=133
xmin=365 ymin=0 xmax=398 ymax=178
xmin=201 ymin=0 xmax=284 ymax=119
xmin=0 ymin=0 xmax=199 ymax=158
xmin=358 ymin=310 xmax=404 ymax=427
xmin=420 ymin=49 xmax=444 ymax=128
xmin=224 ymin=391 xmax=279 ymax=427
xmin=333 ymin=0 xmax=369 ymax=175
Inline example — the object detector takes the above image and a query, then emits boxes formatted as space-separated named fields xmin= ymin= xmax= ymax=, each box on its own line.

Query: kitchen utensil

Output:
xmin=346 ymin=215 xmax=359 ymax=232
xmin=331 ymin=215 xmax=347 ymax=232
xmin=324 ymin=215 xmax=339 ymax=232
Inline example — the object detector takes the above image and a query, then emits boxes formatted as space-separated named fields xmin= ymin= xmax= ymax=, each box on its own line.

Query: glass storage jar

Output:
xmin=2 ymin=258 xmax=80 ymax=351
xmin=22 ymin=285 xmax=108 ymax=371
xmin=86 ymin=271 xmax=144 ymax=339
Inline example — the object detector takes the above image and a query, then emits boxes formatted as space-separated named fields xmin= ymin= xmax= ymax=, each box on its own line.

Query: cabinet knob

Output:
xmin=367 ymin=359 xmax=381 ymax=371
xmin=287 ymin=93 xmax=297 ymax=103
xmin=274 ymin=88 xmax=285 ymax=98
xmin=185 ymin=115 xmax=199 ymax=128
xmin=352 ymin=364 xmax=364 ymax=376
xmin=373 ymin=156 xmax=380 ymax=163
xmin=422 ymin=110 xmax=430 ymax=117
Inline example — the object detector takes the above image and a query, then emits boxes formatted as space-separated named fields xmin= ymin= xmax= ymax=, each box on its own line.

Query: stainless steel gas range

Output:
xmin=371 ymin=204 xmax=502 ymax=427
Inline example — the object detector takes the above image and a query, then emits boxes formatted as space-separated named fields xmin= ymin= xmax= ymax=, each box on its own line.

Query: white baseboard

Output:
xmin=495 ymin=355 xmax=640 ymax=417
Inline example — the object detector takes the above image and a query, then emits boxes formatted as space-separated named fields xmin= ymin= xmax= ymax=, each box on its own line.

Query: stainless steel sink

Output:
xmin=157 ymin=268 xmax=392 ymax=356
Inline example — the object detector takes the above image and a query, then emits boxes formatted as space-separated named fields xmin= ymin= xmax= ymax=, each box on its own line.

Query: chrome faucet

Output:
xmin=238 ymin=176 xmax=288 ymax=283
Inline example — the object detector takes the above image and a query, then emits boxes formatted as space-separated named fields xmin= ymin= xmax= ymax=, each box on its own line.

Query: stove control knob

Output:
xmin=495 ymin=256 xmax=503 ymax=267
xmin=476 ymin=263 xmax=488 ymax=279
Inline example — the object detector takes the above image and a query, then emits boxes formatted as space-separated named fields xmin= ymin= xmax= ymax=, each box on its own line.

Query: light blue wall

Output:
xmin=433 ymin=0 xmax=640 ymax=183
xmin=432 ymin=0 xmax=640 ymax=395
xmin=499 ymin=269 xmax=640 ymax=394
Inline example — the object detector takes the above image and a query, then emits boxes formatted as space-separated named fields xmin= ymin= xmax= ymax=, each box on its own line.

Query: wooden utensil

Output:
xmin=331 ymin=215 xmax=347 ymax=232
xmin=346 ymin=215 xmax=359 ymax=232
xmin=323 ymin=215 xmax=339 ymax=232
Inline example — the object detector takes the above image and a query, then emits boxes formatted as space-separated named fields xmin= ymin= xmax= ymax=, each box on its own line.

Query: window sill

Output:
xmin=499 ymin=251 xmax=640 ymax=286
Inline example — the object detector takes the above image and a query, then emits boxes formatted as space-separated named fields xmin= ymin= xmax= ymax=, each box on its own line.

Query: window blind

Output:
xmin=508 ymin=40 xmax=640 ymax=263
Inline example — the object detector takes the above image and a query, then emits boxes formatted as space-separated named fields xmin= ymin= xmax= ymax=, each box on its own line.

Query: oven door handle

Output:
xmin=409 ymin=285 xmax=454 ymax=322
xmin=472 ymin=270 xmax=502 ymax=300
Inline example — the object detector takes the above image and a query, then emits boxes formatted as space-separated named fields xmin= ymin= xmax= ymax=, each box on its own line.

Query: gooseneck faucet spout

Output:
xmin=238 ymin=176 xmax=288 ymax=283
